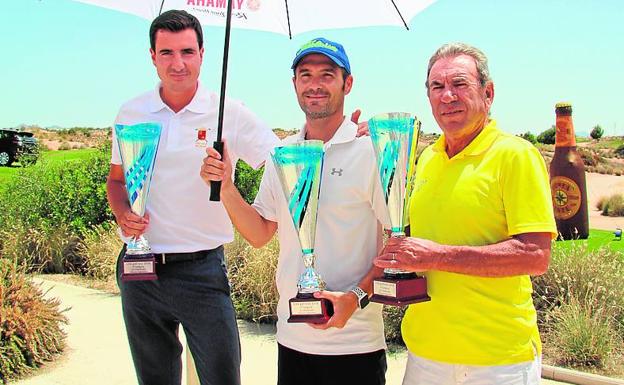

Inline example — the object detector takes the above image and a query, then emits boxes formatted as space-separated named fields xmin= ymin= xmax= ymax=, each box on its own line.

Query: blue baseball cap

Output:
xmin=291 ymin=37 xmax=351 ymax=74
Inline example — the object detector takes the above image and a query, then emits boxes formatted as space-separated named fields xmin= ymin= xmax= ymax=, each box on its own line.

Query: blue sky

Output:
xmin=2 ymin=0 xmax=623 ymax=135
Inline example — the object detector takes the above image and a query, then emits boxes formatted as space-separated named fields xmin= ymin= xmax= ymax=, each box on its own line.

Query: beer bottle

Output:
xmin=549 ymin=102 xmax=589 ymax=240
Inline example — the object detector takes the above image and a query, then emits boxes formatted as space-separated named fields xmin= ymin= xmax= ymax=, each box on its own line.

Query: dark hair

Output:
xmin=149 ymin=10 xmax=203 ymax=51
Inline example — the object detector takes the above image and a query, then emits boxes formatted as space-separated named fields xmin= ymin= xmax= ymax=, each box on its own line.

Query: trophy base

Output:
xmin=121 ymin=253 xmax=158 ymax=282
xmin=370 ymin=275 xmax=430 ymax=306
xmin=287 ymin=292 xmax=334 ymax=324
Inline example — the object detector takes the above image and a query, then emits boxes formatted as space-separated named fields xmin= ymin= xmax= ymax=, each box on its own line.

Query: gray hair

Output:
xmin=425 ymin=43 xmax=491 ymax=89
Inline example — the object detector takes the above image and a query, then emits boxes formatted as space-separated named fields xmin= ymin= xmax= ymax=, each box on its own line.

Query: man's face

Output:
xmin=293 ymin=54 xmax=352 ymax=120
xmin=427 ymin=54 xmax=493 ymax=138
xmin=150 ymin=28 xmax=204 ymax=94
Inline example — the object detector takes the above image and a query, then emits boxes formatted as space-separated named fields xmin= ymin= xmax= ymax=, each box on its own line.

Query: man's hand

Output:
xmin=116 ymin=210 xmax=149 ymax=238
xmin=308 ymin=290 xmax=358 ymax=330
xmin=374 ymin=236 xmax=442 ymax=272
xmin=200 ymin=141 xmax=234 ymax=191
xmin=350 ymin=109 xmax=370 ymax=137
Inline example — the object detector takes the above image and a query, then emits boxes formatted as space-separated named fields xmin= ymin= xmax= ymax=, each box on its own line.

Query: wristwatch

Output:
xmin=350 ymin=286 xmax=370 ymax=309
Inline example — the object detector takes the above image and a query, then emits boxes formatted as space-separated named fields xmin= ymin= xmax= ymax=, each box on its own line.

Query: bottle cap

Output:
xmin=555 ymin=102 xmax=572 ymax=115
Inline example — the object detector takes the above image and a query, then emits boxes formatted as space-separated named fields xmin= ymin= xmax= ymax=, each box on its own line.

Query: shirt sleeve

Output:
xmin=501 ymin=144 xmax=557 ymax=237
xmin=251 ymin=155 xmax=279 ymax=222
xmin=110 ymin=111 xmax=123 ymax=165
xmin=233 ymin=102 xmax=279 ymax=170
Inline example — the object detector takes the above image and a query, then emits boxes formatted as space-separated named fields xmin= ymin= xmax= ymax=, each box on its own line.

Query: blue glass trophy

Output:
xmin=272 ymin=140 xmax=333 ymax=323
xmin=368 ymin=113 xmax=430 ymax=306
xmin=115 ymin=122 xmax=162 ymax=281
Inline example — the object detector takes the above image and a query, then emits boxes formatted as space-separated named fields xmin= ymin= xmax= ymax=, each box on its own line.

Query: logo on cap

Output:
xmin=291 ymin=37 xmax=351 ymax=74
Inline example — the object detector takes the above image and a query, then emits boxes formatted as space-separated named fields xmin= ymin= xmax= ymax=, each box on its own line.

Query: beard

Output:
xmin=303 ymin=105 xmax=332 ymax=120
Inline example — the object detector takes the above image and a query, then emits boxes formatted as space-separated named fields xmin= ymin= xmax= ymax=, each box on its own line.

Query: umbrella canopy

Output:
xmin=73 ymin=0 xmax=437 ymax=37
xmin=70 ymin=0 xmax=437 ymax=200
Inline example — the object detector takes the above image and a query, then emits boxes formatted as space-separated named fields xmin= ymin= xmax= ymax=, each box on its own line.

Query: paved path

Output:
xmin=13 ymin=278 xmax=565 ymax=385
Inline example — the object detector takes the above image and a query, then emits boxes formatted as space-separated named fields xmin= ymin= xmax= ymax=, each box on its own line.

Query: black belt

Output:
xmin=156 ymin=250 xmax=211 ymax=264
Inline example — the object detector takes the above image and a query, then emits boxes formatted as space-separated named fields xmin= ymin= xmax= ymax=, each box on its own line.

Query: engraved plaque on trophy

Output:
xmin=272 ymin=140 xmax=334 ymax=323
xmin=115 ymin=122 xmax=162 ymax=281
xmin=368 ymin=113 xmax=430 ymax=306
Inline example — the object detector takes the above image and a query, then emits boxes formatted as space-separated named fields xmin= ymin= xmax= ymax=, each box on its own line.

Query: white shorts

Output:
xmin=402 ymin=351 xmax=542 ymax=385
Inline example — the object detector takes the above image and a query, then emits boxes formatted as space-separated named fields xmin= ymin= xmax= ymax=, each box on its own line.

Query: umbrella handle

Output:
xmin=209 ymin=140 xmax=224 ymax=201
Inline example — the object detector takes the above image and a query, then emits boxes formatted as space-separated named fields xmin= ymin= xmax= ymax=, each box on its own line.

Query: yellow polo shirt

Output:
xmin=402 ymin=120 xmax=556 ymax=366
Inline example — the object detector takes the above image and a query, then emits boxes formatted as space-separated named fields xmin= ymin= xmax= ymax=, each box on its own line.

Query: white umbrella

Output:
xmin=70 ymin=0 xmax=438 ymax=199
xmin=72 ymin=0 xmax=437 ymax=37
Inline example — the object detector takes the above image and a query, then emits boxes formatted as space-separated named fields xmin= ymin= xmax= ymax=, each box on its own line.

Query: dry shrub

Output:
xmin=600 ymin=194 xmax=624 ymax=217
xmin=596 ymin=195 xmax=607 ymax=211
xmin=226 ymin=232 xmax=279 ymax=323
xmin=383 ymin=305 xmax=407 ymax=346
xmin=548 ymin=296 xmax=621 ymax=369
xmin=533 ymin=245 xmax=624 ymax=369
xmin=578 ymin=148 xmax=603 ymax=167
xmin=0 ymin=223 xmax=82 ymax=274
xmin=80 ymin=222 xmax=122 ymax=281
xmin=0 ymin=259 xmax=67 ymax=382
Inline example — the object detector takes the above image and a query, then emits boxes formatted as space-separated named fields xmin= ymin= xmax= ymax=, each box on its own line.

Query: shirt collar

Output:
xmin=298 ymin=117 xmax=357 ymax=148
xmin=148 ymin=82 xmax=212 ymax=113
xmin=432 ymin=119 xmax=500 ymax=159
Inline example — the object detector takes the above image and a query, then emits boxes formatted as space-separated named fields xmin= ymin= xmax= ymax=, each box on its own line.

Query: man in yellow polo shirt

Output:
xmin=375 ymin=42 xmax=556 ymax=384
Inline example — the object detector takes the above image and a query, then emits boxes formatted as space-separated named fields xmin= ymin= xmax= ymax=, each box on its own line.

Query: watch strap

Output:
xmin=350 ymin=286 xmax=369 ymax=309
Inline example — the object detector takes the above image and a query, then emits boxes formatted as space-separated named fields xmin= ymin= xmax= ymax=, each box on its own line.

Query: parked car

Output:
xmin=0 ymin=129 xmax=39 ymax=166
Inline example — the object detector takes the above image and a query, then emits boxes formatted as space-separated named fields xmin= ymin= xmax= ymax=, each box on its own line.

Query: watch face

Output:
xmin=352 ymin=287 xmax=369 ymax=309
xmin=360 ymin=295 xmax=370 ymax=309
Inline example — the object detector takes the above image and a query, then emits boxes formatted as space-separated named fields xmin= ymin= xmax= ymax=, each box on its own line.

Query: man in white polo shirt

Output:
xmin=201 ymin=37 xmax=388 ymax=385
xmin=106 ymin=10 xmax=278 ymax=385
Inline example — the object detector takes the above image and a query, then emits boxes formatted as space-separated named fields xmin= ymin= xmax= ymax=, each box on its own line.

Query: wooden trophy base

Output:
xmin=370 ymin=274 xmax=430 ymax=306
xmin=287 ymin=293 xmax=334 ymax=324
xmin=121 ymin=254 xmax=157 ymax=281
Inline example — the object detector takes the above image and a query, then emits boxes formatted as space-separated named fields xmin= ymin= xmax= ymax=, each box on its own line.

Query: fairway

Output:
xmin=0 ymin=148 xmax=98 ymax=187
xmin=553 ymin=229 xmax=624 ymax=253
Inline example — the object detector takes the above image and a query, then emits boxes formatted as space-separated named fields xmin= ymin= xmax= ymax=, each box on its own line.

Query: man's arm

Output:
xmin=375 ymin=232 xmax=551 ymax=277
xmin=106 ymin=164 xmax=149 ymax=238
xmin=200 ymin=143 xmax=277 ymax=248
xmin=311 ymin=221 xmax=385 ymax=330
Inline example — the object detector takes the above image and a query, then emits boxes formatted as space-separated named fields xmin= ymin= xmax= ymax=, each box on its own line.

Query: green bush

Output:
xmin=518 ymin=131 xmax=537 ymax=144
xmin=537 ymin=126 xmax=556 ymax=144
xmin=0 ymin=259 xmax=67 ymax=382
xmin=590 ymin=125 xmax=604 ymax=140
xmin=0 ymin=145 xmax=112 ymax=235
xmin=234 ymin=161 xmax=264 ymax=204
xmin=0 ymin=145 xmax=113 ymax=272
xmin=615 ymin=144 xmax=624 ymax=158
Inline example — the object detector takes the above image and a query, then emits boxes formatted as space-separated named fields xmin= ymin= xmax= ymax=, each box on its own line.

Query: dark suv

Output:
xmin=0 ymin=129 xmax=39 ymax=166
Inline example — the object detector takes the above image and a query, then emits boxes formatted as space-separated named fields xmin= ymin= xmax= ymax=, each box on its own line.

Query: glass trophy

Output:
xmin=368 ymin=113 xmax=430 ymax=306
xmin=272 ymin=140 xmax=333 ymax=323
xmin=115 ymin=122 xmax=162 ymax=281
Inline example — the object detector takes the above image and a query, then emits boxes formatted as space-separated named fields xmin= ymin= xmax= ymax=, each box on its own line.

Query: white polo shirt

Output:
xmin=253 ymin=119 xmax=389 ymax=355
xmin=111 ymin=83 xmax=279 ymax=253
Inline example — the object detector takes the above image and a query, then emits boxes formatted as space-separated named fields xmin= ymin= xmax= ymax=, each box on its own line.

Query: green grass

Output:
xmin=0 ymin=149 xmax=98 ymax=187
xmin=594 ymin=137 xmax=624 ymax=149
xmin=554 ymin=229 xmax=624 ymax=254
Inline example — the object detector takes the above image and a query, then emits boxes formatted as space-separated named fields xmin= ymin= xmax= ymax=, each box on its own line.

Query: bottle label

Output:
xmin=551 ymin=176 xmax=582 ymax=220
xmin=555 ymin=116 xmax=576 ymax=147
